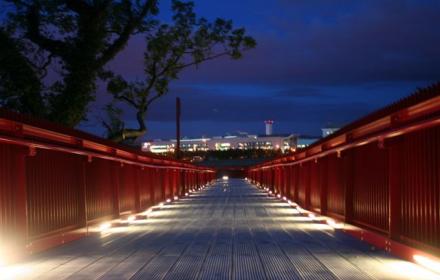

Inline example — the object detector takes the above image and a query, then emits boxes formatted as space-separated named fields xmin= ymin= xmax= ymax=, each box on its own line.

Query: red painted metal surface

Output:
xmin=248 ymin=84 xmax=440 ymax=256
xmin=0 ymin=110 xmax=215 ymax=259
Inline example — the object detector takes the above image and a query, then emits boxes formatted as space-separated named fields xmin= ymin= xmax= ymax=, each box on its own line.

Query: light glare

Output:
xmin=413 ymin=255 xmax=440 ymax=274
xmin=99 ymin=222 xmax=111 ymax=231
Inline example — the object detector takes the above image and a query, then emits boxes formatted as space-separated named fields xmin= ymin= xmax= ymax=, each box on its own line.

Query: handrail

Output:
xmin=248 ymin=83 xmax=440 ymax=260
xmin=0 ymin=109 xmax=213 ymax=172
xmin=251 ymin=83 xmax=440 ymax=170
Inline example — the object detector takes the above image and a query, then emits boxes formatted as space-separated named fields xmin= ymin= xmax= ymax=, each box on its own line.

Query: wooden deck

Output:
xmin=5 ymin=179 xmax=440 ymax=280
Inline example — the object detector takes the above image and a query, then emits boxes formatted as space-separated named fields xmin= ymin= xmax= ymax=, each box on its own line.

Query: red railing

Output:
xmin=248 ymin=84 xmax=440 ymax=258
xmin=0 ymin=110 xmax=216 ymax=259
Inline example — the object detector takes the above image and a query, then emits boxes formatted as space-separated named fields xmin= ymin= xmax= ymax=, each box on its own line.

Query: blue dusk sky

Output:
xmin=81 ymin=0 xmax=440 ymax=139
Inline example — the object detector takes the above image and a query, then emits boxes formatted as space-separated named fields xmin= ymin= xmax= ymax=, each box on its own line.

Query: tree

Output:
xmin=1 ymin=0 xmax=158 ymax=126
xmin=105 ymin=0 xmax=256 ymax=142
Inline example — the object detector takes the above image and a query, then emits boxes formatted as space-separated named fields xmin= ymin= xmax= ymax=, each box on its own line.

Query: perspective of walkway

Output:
xmin=5 ymin=179 xmax=440 ymax=280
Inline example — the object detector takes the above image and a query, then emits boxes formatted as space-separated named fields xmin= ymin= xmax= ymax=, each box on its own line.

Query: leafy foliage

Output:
xmin=0 ymin=0 xmax=158 ymax=126
xmin=105 ymin=0 xmax=256 ymax=142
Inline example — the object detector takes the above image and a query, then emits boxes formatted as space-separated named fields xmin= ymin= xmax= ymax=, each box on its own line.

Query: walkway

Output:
xmin=4 ymin=179 xmax=440 ymax=280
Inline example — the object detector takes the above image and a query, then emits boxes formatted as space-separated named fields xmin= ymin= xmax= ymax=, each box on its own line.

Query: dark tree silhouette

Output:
xmin=105 ymin=1 xmax=256 ymax=142
xmin=0 ymin=0 xmax=158 ymax=126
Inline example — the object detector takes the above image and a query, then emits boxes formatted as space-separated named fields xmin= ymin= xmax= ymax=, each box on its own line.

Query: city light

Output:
xmin=222 ymin=176 xmax=229 ymax=180
xmin=166 ymin=198 xmax=172 ymax=203
xmin=277 ymin=194 xmax=281 ymax=198
xmin=283 ymin=196 xmax=287 ymax=201
xmin=413 ymin=255 xmax=440 ymax=274
xmin=174 ymin=196 xmax=179 ymax=200
xmin=185 ymin=193 xmax=189 ymax=196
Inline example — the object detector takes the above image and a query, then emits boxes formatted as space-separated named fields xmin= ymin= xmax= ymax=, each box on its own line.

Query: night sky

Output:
xmin=80 ymin=0 xmax=440 ymax=140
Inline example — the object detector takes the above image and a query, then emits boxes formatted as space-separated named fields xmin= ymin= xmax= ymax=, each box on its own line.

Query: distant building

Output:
xmin=296 ymin=135 xmax=320 ymax=149
xmin=143 ymin=121 xmax=296 ymax=154
xmin=321 ymin=127 xmax=339 ymax=138
xmin=142 ymin=133 xmax=297 ymax=154
xmin=142 ymin=122 xmax=333 ymax=154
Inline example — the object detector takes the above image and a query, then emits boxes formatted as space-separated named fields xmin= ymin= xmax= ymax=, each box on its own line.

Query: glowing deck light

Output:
xmin=222 ymin=176 xmax=229 ymax=180
xmin=158 ymin=202 xmax=164 ymax=207
xmin=185 ymin=193 xmax=189 ymax=196
xmin=283 ymin=196 xmax=287 ymax=201
xmin=166 ymin=198 xmax=172 ymax=203
xmin=308 ymin=213 xmax=316 ymax=220
xmin=0 ymin=246 xmax=5 ymax=267
xmin=0 ymin=264 xmax=33 ymax=279
xmin=277 ymin=194 xmax=281 ymax=198
xmin=413 ymin=255 xmax=440 ymax=274
xmin=269 ymin=191 xmax=273 ymax=194
xmin=127 ymin=215 xmax=136 ymax=223
xmin=99 ymin=222 xmax=111 ymax=231
xmin=287 ymin=200 xmax=292 ymax=205
xmin=326 ymin=218 xmax=344 ymax=229
xmin=174 ymin=196 xmax=179 ymax=200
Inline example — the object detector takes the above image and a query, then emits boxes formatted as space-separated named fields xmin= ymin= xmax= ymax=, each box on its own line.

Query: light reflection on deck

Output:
xmin=2 ymin=179 xmax=439 ymax=279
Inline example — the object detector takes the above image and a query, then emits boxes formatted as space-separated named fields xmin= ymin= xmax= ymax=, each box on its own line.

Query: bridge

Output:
xmin=1 ymin=85 xmax=440 ymax=279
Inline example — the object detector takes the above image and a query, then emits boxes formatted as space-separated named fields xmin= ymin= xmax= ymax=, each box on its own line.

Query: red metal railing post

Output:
xmin=13 ymin=147 xmax=29 ymax=255
xmin=387 ymin=138 xmax=403 ymax=240
xmin=112 ymin=162 xmax=121 ymax=218
xmin=343 ymin=149 xmax=354 ymax=223
xmin=320 ymin=158 xmax=328 ymax=215
xmin=79 ymin=158 xmax=88 ymax=228
xmin=134 ymin=166 xmax=141 ymax=213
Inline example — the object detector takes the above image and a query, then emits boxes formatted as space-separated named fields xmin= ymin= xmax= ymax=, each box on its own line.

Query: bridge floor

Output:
xmin=5 ymin=179 xmax=440 ymax=280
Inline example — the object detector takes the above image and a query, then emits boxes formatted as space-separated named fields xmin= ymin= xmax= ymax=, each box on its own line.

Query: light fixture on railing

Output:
xmin=166 ymin=198 xmax=172 ymax=203
xmin=185 ymin=193 xmax=189 ymax=196
xmin=174 ymin=196 xmax=179 ymax=200
xmin=326 ymin=218 xmax=344 ymax=229
xmin=283 ymin=196 xmax=287 ymax=201
xmin=99 ymin=222 xmax=111 ymax=231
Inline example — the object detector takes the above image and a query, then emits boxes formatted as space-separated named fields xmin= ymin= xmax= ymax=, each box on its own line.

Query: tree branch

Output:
xmin=25 ymin=4 xmax=67 ymax=57
xmin=174 ymin=51 xmax=230 ymax=71
xmin=96 ymin=0 xmax=158 ymax=66
xmin=114 ymin=93 xmax=137 ymax=107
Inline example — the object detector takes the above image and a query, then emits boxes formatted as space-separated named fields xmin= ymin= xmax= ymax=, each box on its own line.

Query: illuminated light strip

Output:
xmin=413 ymin=255 xmax=440 ymax=274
